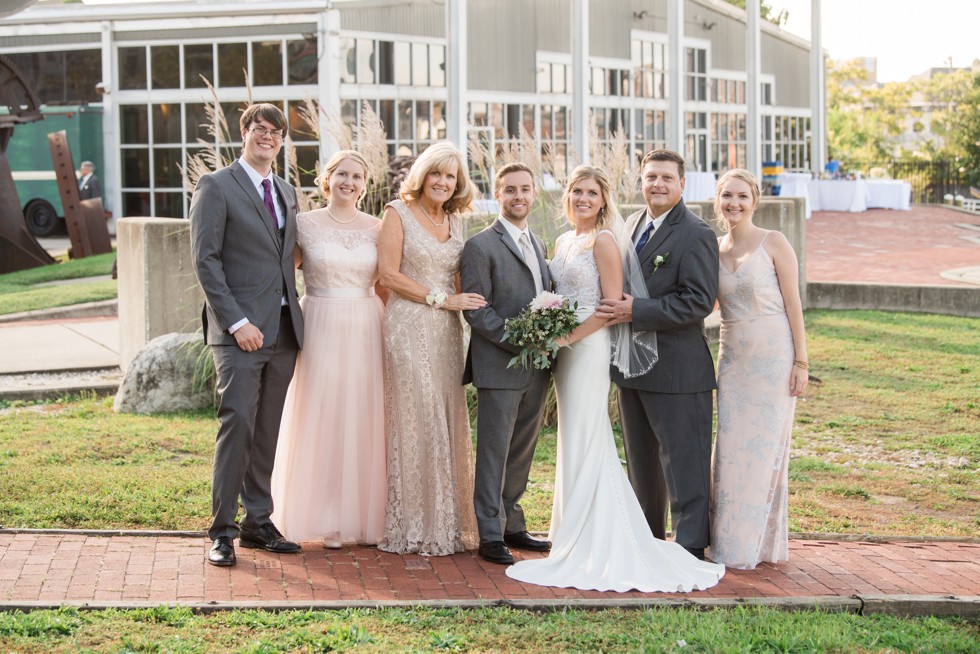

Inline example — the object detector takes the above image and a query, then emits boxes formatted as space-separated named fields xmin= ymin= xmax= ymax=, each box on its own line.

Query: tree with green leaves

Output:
xmin=722 ymin=0 xmax=789 ymax=26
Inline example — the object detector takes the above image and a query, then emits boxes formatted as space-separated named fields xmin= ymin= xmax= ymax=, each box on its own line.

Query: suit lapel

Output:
xmin=492 ymin=218 xmax=544 ymax=290
xmin=638 ymin=202 xmax=685 ymax=263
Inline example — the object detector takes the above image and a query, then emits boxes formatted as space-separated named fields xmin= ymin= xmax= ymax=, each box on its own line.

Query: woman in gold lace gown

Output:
xmin=377 ymin=142 xmax=485 ymax=555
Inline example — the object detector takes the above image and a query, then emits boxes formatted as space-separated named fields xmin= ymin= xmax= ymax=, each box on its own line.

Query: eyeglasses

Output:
xmin=249 ymin=126 xmax=286 ymax=140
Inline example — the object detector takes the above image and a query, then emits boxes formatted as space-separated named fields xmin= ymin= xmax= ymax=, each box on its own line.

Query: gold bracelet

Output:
xmin=793 ymin=360 xmax=809 ymax=370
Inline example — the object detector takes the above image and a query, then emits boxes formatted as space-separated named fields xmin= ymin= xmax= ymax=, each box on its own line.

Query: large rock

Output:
xmin=114 ymin=332 xmax=213 ymax=414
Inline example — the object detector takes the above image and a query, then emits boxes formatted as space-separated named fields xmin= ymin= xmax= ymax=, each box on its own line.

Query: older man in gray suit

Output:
xmin=190 ymin=103 xmax=304 ymax=567
xmin=461 ymin=162 xmax=553 ymax=565
xmin=598 ymin=149 xmax=719 ymax=561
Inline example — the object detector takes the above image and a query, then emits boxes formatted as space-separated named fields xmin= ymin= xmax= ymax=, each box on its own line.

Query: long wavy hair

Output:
xmin=562 ymin=165 xmax=622 ymax=242
xmin=317 ymin=150 xmax=369 ymax=206
xmin=398 ymin=141 xmax=477 ymax=215
xmin=713 ymin=168 xmax=761 ymax=233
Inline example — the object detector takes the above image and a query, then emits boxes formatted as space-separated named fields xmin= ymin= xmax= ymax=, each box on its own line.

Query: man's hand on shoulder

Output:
xmin=233 ymin=323 xmax=264 ymax=352
xmin=597 ymin=294 xmax=633 ymax=325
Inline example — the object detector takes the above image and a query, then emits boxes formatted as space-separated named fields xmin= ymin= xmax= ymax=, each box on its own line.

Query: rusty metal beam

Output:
xmin=48 ymin=130 xmax=111 ymax=258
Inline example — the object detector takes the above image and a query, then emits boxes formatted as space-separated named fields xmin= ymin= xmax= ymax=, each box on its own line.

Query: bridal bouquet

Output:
xmin=502 ymin=291 xmax=579 ymax=370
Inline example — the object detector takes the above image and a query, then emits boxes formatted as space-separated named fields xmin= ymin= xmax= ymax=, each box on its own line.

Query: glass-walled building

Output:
xmin=0 ymin=0 xmax=817 ymax=221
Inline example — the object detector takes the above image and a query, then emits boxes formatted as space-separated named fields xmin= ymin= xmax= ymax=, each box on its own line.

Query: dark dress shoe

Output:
xmin=208 ymin=537 xmax=236 ymax=566
xmin=683 ymin=546 xmax=706 ymax=561
xmin=478 ymin=541 xmax=514 ymax=565
xmin=239 ymin=523 xmax=301 ymax=553
xmin=504 ymin=530 xmax=552 ymax=552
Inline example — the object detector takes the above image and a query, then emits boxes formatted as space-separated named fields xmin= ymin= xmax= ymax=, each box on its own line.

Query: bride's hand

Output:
xmin=440 ymin=292 xmax=486 ymax=311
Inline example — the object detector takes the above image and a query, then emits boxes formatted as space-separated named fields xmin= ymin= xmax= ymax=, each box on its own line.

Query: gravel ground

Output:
xmin=0 ymin=368 xmax=122 ymax=390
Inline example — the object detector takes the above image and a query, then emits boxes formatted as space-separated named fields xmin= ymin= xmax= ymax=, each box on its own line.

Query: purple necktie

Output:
xmin=261 ymin=179 xmax=278 ymax=228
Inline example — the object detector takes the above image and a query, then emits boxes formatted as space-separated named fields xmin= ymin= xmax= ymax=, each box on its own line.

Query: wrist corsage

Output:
xmin=425 ymin=289 xmax=448 ymax=308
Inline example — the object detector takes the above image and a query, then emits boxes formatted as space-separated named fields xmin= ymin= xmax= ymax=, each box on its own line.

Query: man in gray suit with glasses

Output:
xmin=190 ymin=103 xmax=305 ymax=567
xmin=461 ymin=162 xmax=553 ymax=565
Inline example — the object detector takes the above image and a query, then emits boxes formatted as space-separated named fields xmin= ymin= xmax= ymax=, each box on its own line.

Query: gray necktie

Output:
xmin=519 ymin=232 xmax=544 ymax=295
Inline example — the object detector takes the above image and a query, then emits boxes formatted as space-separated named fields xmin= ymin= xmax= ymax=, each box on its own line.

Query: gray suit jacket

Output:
xmin=79 ymin=174 xmax=101 ymax=201
xmin=612 ymin=200 xmax=718 ymax=393
xmin=461 ymin=218 xmax=552 ymax=389
xmin=189 ymin=161 xmax=304 ymax=348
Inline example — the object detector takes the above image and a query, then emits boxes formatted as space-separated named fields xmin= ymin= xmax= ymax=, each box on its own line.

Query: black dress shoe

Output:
xmin=239 ymin=523 xmax=301 ymax=553
xmin=504 ymin=530 xmax=552 ymax=552
xmin=208 ymin=537 xmax=236 ymax=566
xmin=683 ymin=546 xmax=706 ymax=561
xmin=478 ymin=541 xmax=514 ymax=565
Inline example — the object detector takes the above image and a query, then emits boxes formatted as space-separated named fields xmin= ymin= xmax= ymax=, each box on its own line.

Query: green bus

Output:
xmin=5 ymin=105 xmax=104 ymax=236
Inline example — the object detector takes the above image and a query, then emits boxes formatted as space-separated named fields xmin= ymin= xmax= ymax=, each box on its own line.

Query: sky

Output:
xmin=773 ymin=0 xmax=979 ymax=82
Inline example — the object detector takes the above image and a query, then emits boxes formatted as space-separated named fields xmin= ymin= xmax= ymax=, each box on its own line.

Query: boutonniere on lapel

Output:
xmin=653 ymin=252 xmax=670 ymax=273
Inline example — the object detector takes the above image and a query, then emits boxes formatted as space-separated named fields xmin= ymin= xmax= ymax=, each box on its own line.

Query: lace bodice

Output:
xmin=387 ymin=199 xmax=463 ymax=296
xmin=549 ymin=230 xmax=608 ymax=309
xmin=296 ymin=213 xmax=380 ymax=290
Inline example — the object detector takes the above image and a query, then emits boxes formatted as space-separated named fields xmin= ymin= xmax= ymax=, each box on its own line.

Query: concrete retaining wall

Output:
xmin=117 ymin=218 xmax=203 ymax=371
xmin=808 ymin=282 xmax=980 ymax=318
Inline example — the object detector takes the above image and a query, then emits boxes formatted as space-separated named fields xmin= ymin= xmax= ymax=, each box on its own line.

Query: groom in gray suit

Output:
xmin=190 ymin=103 xmax=305 ymax=566
xmin=461 ymin=162 xmax=553 ymax=565
xmin=599 ymin=149 xmax=719 ymax=560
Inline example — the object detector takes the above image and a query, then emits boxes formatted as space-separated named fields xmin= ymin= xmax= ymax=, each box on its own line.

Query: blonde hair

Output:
xmin=317 ymin=150 xmax=369 ymax=205
xmin=562 ymin=165 xmax=622 ymax=238
xmin=713 ymin=168 xmax=761 ymax=232
xmin=398 ymin=141 xmax=477 ymax=215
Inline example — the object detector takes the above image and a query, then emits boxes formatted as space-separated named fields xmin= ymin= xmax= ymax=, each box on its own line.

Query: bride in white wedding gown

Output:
xmin=505 ymin=166 xmax=724 ymax=593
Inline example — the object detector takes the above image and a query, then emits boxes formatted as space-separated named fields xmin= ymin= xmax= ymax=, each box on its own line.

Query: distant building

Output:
xmin=1 ymin=0 xmax=820 ymax=220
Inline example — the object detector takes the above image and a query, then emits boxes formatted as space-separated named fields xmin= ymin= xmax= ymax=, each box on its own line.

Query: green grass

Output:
xmin=0 ymin=606 xmax=977 ymax=653
xmin=0 ymin=251 xmax=117 ymax=315
xmin=0 ymin=310 xmax=977 ymax=537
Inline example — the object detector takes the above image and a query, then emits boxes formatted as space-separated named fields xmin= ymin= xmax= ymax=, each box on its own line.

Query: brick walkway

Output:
xmin=1 ymin=533 xmax=977 ymax=607
xmin=806 ymin=206 xmax=980 ymax=286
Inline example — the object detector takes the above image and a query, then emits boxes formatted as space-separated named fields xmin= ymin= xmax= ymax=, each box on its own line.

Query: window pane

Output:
xmin=432 ymin=101 xmax=446 ymax=139
xmin=154 ymin=192 xmax=184 ymax=218
xmin=554 ymin=107 xmax=566 ymax=139
xmin=123 ymin=192 xmax=151 ymax=217
xmin=416 ymin=101 xmax=430 ymax=141
xmin=429 ymin=45 xmax=445 ymax=87
xmin=398 ymin=100 xmax=412 ymax=140
xmin=287 ymin=102 xmax=316 ymax=141
xmin=358 ymin=39 xmax=376 ymax=84
xmin=292 ymin=145 xmax=319 ymax=187
xmin=490 ymin=103 xmax=504 ymax=139
xmin=153 ymin=147 xmax=183 ymax=187
xmin=552 ymin=64 xmax=564 ymax=94
xmin=218 ymin=43 xmax=247 ymax=87
xmin=119 ymin=47 xmax=147 ymax=90
xmin=121 ymin=105 xmax=149 ymax=144
xmin=377 ymin=41 xmax=394 ymax=84
xmin=378 ymin=99 xmax=394 ymax=136
xmin=150 ymin=45 xmax=179 ymax=89
xmin=522 ymin=104 xmax=535 ymax=136
xmin=184 ymin=44 xmax=213 ymax=88
xmin=394 ymin=42 xmax=410 ymax=85
xmin=341 ymin=99 xmax=357 ymax=127
xmin=287 ymin=37 xmax=317 ymax=85
xmin=412 ymin=42 xmax=428 ymax=86
xmin=185 ymin=103 xmax=210 ymax=142
xmin=252 ymin=41 xmax=283 ymax=86
xmin=538 ymin=64 xmax=550 ymax=93
xmin=152 ymin=104 xmax=181 ymax=144
xmin=340 ymin=38 xmax=356 ymax=83
xmin=8 ymin=50 xmax=102 ymax=104
xmin=122 ymin=148 xmax=150 ymax=187
xmin=470 ymin=102 xmax=487 ymax=127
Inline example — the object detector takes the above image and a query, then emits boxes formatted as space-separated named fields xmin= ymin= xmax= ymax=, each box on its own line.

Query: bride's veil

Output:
xmin=607 ymin=212 xmax=659 ymax=378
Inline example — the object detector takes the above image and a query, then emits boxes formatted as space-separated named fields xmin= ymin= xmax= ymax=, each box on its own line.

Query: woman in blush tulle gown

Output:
xmin=271 ymin=150 xmax=388 ymax=548
xmin=505 ymin=166 xmax=725 ymax=593
xmin=710 ymin=169 xmax=809 ymax=570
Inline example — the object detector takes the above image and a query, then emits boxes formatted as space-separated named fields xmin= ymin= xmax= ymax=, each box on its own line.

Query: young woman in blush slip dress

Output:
xmin=505 ymin=166 xmax=725 ymax=592
xmin=271 ymin=150 xmax=388 ymax=548
xmin=709 ymin=169 xmax=809 ymax=570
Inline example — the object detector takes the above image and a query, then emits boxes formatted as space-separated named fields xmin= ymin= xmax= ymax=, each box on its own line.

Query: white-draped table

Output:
xmin=778 ymin=173 xmax=812 ymax=218
xmin=808 ymin=179 xmax=869 ymax=212
xmin=866 ymin=180 xmax=912 ymax=210
xmin=683 ymin=172 xmax=717 ymax=202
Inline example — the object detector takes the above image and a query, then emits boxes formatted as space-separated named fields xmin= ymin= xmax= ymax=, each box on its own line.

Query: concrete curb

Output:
xmin=1 ymin=596 xmax=977 ymax=617
xmin=0 ymin=299 xmax=118 ymax=325
xmin=0 ymin=380 xmax=119 ymax=403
